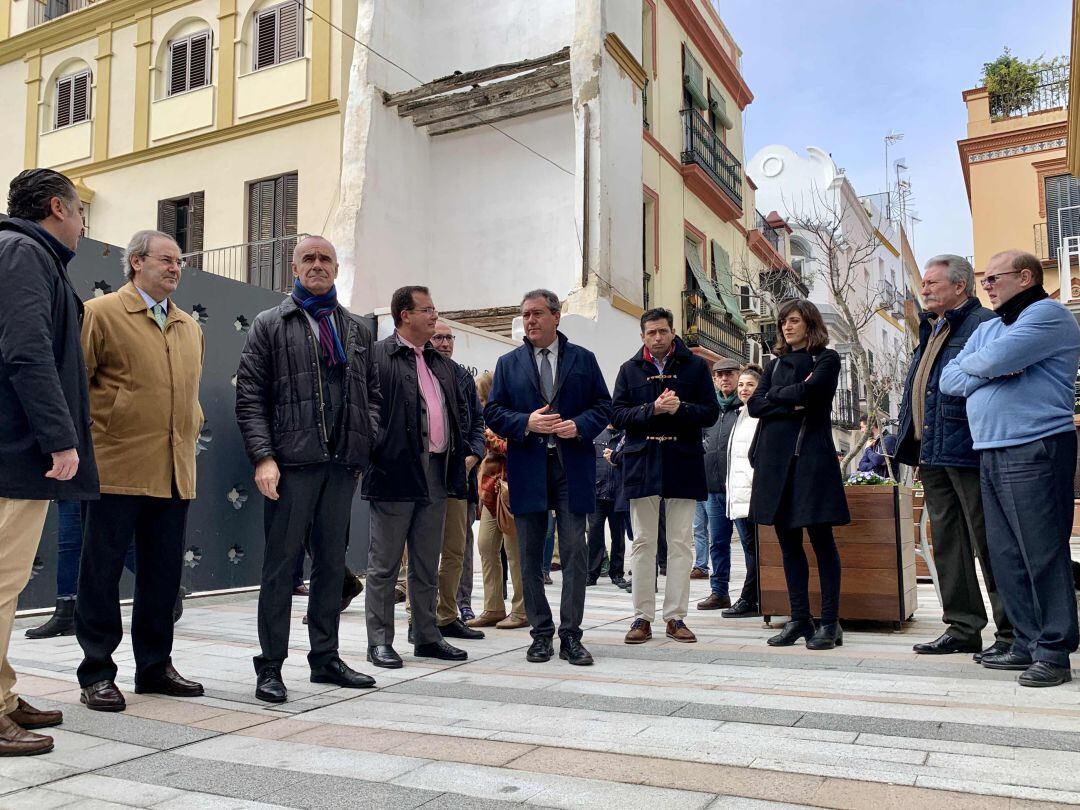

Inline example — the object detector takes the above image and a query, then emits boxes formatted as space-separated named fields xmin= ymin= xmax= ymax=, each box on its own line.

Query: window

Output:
xmin=1045 ymin=173 xmax=1080 ymax=260
xmin=254 ymin=1 xmax=303 ymax=71
xmin=247 ymin=172 xmax=298 ymax=291
xmin=681 ymin=44 xmax=706 ymax=111
xmin=55 ymin=69 xmax=91 ymax=130
xmin=168 ymin=31 xmax=212 ymax=96
xmin=158 ymin=192 xmax=204 ymax=268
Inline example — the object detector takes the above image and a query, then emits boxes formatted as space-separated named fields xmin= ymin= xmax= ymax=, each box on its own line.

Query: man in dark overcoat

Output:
xmin=611 ymin=307 xmax=718 ymax=645
xmin=484 ymin=289 xmax=611 ymax=666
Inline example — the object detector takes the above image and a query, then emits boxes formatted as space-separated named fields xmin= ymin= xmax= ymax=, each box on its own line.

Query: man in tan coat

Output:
xmin=75 ymin=230 xmax=205 ymax=712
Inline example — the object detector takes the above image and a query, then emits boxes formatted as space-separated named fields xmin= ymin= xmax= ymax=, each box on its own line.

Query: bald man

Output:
xmin=236 ymin=236 xmax=382 ymax=703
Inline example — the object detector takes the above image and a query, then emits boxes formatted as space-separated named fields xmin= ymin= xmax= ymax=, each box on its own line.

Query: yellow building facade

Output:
xmin=641 ymin=0 xmax=793 ymax=366
xmin=0 ymin=0 xmax=352 ymax=289
xmin=958 ymin=68 xmax=1073 ymax=302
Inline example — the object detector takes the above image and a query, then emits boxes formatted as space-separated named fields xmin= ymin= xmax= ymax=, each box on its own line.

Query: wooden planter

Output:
xmin=913 ymin=490 xmax=934 ymax=581
xmin=759 ymin=485 xmax=918 ymax=626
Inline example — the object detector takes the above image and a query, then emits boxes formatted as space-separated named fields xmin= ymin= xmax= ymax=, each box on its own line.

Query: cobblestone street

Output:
xmin=2 ymin=557 xmax=1079 ymax=809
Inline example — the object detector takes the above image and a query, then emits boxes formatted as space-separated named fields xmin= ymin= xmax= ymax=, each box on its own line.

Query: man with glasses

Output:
xmin=363 ymin=288 xmax=470 ymax=668
xmin=76 ymin=231 xmax=204 ymax=711
xmin=429 ymin=321 xmax=485 ymax=639
xmin=895 ymin=255 xmax=1011 ymax=661
xmin=941 ymin=250 xmax=1080 ymax=687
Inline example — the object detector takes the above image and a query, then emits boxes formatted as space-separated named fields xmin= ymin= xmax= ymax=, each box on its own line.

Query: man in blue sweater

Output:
xmin=941 ymin=250 xmax=1080 ymax=687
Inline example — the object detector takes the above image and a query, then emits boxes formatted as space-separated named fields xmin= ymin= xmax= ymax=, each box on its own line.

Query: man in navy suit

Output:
xmin=484 ymin=289 xmax=611 ymax=666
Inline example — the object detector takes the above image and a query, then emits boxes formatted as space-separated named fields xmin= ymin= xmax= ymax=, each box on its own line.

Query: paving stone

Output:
xmin=98 ymin=752 xmax=311 ymax=802
xmin=31 ymin=698 xmax=219 ymax=749
xmin=37 ymin=774 xmax=186 ymax=807
xmin=673 ymin=703 xmax=805 ymax=727
xmin=417 ymin=793 xmax=535 ymax=809
xmin=258 ymin=773 xmax=441 ymax=810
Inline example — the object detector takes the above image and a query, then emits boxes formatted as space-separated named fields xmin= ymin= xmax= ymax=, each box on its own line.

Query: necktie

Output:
xmin=540 ymin=348 xmax=554 ymax=401
xmin=414 ymin=347 xmax=446 ymax=452
xmin=152 ymin=303 xmax=166 ymax=332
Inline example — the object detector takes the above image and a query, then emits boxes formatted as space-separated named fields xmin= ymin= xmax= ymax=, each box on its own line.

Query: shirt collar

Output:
xmin=134 ymin=284 xmax=168 ymax=311
xmin=534 ymin=338 xmax=558 ymax=356
xmin=396 ymin=331 xmax=427 ymax=352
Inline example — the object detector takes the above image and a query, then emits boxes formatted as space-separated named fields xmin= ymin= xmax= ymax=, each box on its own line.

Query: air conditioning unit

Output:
xmin=745 ymin=339 xmax=763 ymax=367
xmin=739 ymin=285 xmax=761 ymax=315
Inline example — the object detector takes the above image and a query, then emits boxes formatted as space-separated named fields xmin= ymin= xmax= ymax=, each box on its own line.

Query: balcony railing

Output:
xmin=28 ymin=0 xmax=93 ymax=28
xmin=183 ymin=234 xmax=307 ymax=293
xmin=682 ymin=291 xmax=747 ymax=362
xmin=642 ymin=79 xmax=650 ymax=132
xmin=833 ymin=353 xmax=859 ymax=430
xmin=1036 ymin=206 xmax=1080 ymax=261
xmin=1035 ymin=221 xmax=1050 ymax=260
xmin=681 ymin=108 xmax=743 ymax=209
xmin=755 ymin=209 xmax=781 ymax=253
xmin=989 ymin=63 xmax=1069 ymax=120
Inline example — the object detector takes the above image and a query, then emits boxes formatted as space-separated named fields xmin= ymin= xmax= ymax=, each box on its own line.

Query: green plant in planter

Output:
xmin=983 ymin=49 xmax=1065 ymax=119
xmin=845 ymin=471 xmax=897 ymax=486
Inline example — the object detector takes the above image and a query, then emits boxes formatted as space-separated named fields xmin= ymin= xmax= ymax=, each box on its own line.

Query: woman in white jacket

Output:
xmin=723 ymin=367 xmax=761 ymax=617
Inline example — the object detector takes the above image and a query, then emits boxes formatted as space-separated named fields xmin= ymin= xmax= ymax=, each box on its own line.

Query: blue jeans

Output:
xmin=704 ymin=492 xmax=751 ymax=599
xmin=57 ymin=499 xmax=135 ymax=599
xmin=692 ymin=501 xmax=709 ymax=569
xmin=542 ymin=511 xmax=556 ymax=573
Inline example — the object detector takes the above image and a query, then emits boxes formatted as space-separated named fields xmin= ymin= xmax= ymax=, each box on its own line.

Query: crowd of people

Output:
xmin=1 ymin=167 xmax=1079 ymax=759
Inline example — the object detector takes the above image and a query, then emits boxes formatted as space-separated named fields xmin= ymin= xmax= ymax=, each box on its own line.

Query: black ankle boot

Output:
xmin=807 ymin=622 xmax=843 ymax=650
xmin=26 ymin=599 xmax=75 ymax=639
xmin=766 ymin=618 xmax=816 ymax=647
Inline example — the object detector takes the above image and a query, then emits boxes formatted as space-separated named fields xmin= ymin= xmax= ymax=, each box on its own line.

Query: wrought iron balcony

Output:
xmin=682 ymin=291 xmax=747 ymax=363
xmin=832 ymin=352 xmax=860 ymax=430
xmin=755 ymin=209 xmax=781 ymax=253
xmin=28 ymin=0 xmax=93 ymax=28
xmin=681 ymin=108 xmax=743 ymax=210
xmin=989 ymin=62 xmax=1069 ymax=120
xmin=183 ymin=233 xmax=308 ymax=293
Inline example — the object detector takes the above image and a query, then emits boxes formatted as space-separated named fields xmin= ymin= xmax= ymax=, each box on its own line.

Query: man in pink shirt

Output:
xmin=362 ymin=286 xmax=469 ymax=668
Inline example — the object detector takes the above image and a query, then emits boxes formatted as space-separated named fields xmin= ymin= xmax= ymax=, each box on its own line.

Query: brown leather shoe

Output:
xmin=624 ymin=618 xmax=652 ymax=644
xmin=496 ymin=614 xmax=529 ymax=629
xmin=7 ymin=698 xmax=61 ymax=730
xmin=467 ymin=611 xmax=506 ymax=627
xmin=394 ymin=587 xmax=407 ymax=604
xmin=80 ymin=680 xmax=126 ymax=712
xmin=340 ymin=570 xmax=364 ymax=612
xmin=666 ymin=619 xmax=697 ymax=643
xmin=0 ymin=715 xmax=53 ymax=756
xmin=689 ymin=567 xmax=708 ymax=579
xmin=134 ymin=663 xmax=204 ymax=697
xmin=292 ymin=584 xmax=310 ymax=596
xmin=696 ymin=593 xmax=731 ymax=610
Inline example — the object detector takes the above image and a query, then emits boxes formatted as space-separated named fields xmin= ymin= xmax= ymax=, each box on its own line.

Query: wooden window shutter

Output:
xmin=71 ymin=70 xmax=90 ymax=124
xmin=55 ymin=75 xmax=73 ymax=129
xmin=157 ymin=199 xmax=178 ymax=238
xmin=1046 ymin=174 xmax=1080 ymax=260
xmin=277 ymin=1 xmax=302 ymax=63
xmin=254 ymin=9 xmax=278 ymax=70
xmin=189 ymin=191 xmax=205 ymax=253
xmin=188 ymin=32 xmax=211 ymax=89
xmin=169 ymin=39 xmax=189 ymax=95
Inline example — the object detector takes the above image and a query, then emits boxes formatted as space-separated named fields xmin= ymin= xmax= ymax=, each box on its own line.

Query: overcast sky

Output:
xmin=720 ymin=0 xmax=1072 ymax=271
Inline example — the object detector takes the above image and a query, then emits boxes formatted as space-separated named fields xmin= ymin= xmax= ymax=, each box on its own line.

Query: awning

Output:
xmin=686 ymin=247 xmax=723 ymax=309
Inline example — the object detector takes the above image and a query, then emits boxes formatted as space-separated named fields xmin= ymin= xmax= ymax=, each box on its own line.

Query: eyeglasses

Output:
xmin=409 ymin=306 xmax=438 ymax=316
xmin=980 ymin=270 xmax=1021 ymax=288
xmin=145 ymin=254 xmax=186 ymax=269
xmin=431 ymin=334 xmax=456 ymax=342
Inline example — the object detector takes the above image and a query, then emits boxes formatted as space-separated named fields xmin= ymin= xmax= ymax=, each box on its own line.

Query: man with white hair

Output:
xmin=75 ymin=230 xmax=205 ymax=711
xmin=895 ymin=254 xmax=1012 ymax=660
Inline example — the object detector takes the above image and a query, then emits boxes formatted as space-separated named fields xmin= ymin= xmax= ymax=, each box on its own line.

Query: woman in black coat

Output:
xmin=748 ymin=300 xmax=850 ymax=650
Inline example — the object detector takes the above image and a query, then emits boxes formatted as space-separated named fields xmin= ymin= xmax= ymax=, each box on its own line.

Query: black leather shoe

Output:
xmin=311 ymin=658 xmax=376 ymax=688
xmin=721 ymin=597 xmax=760 ymax=618
xmin=438 ymin=618 xmax=484 ymax=640
xmin=767 ymin=619 xmax=816 ymax=647
xmin=367 ymin=645 xmax=403 ymax=669
xmin=973 ymin=640 xmax=1012 ymax=663
xmin=25 ymin=599 xmax=75 ymax=639
xmin=526 ymin=636 xmax=554 ymax=663
xmin=559 ymin=637 xmax=594 ymax=666
xmin=585 ymin=577 xmax=598 ymax=587
xmin=414 ymin=640 xmax=467 ymax=661
xmin=135 ymin=663 xmax=204 ymax=697
xmin=912 ymin=632 xmax=981 ymax=655
xmin=173 ymin=588 xmax=185 ymax=625
xmin=80 ymin=680 xmax=126 ymax=712
xmin=981 ymin=650 xmax=1034 ymax=670
xmin=1019 ymin=661 xmax=1073 ymax=687
xmin=255 ymin=667 xmax=287 ymax=703
xmin=340 ymin=568 xmax=364 ymax=612
xmin=806 ymin=622 xmax=843 ymax=650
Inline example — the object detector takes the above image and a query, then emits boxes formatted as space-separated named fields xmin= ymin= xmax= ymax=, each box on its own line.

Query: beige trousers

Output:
xmin=476 ymin=505 xmax=525 ymax=617
xmin=436 ymin=498 xmax=468 ymax=625
xmin=629 ymin=496 xmax=695 ymax=623
xmin=0 ymin=498 xmax=49 ymax=715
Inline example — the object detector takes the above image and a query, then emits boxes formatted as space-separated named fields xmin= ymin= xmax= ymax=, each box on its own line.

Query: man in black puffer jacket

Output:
xmin=236 ymin=236 xmax=381 ymax=704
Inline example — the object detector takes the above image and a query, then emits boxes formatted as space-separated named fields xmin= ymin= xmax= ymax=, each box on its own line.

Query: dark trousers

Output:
xmin=705 ymin=492 xmax=754 ymax=601
xmin=515 ymin=452 xmax=587 ymax=641
xmin=587 ymin=498 xmax=625 ymax=581
xmin=775 ymin=524 xmax=841 ymax=624
xmin=75 ymin=492 xmax=188 ymax=687
xmin=980 ymin=431 xmax=1078 ymax=667
xmin=57 ymin=500 xmax=134 ymax=599
xmin=920 ymin=464 xmax=1012 ymax=645
xmin=255 ymin=463 xmax=357 ymax=673
xmin=457 ymin=503 xmax=475 ymax=608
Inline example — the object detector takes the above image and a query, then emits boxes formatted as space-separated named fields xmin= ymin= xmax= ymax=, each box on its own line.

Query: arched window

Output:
xmin=253 ymin=0 xmax=303 ymax=71
xmin=168 ymin=30 xmax=212 ymax=96
xmin=55 ymin=68 xmax=91 ymax=129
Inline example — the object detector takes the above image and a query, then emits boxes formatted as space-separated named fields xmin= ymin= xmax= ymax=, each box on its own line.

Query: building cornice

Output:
xmin=603 ymin=33 xmax=647 ymax=90
xmin=663 ymin=0 xmax=752 ymax=110
xmin=956 ymin=121 xmax=1068 ymax=202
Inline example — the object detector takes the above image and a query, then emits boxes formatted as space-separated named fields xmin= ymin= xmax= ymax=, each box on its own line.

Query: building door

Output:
xmin=247 ymin=172 xmax=298 ymax=292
